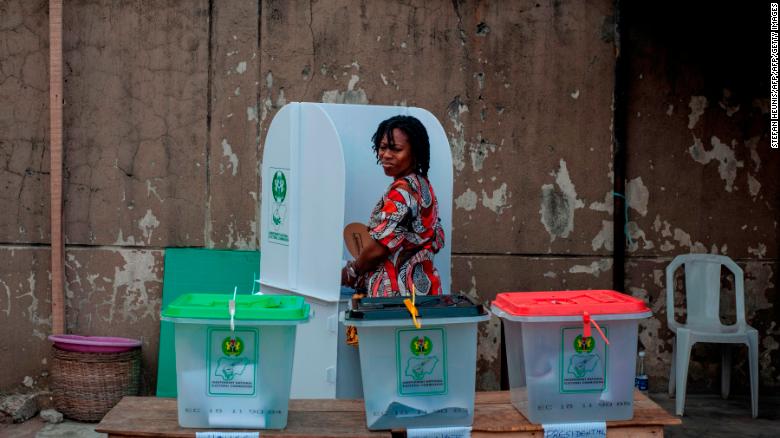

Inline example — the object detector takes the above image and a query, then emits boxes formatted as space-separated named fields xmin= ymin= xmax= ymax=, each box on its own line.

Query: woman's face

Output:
xmin=378 ymin=128 xmax=415 ymax=178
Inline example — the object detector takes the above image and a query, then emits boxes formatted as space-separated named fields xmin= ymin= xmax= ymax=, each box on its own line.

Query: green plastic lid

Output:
xmin=161 ymin=293 xmax=309 ymax=321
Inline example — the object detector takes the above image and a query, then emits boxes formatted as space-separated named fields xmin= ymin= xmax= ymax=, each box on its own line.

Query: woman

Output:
xmin=341 ymin=115 xmax=445 ymax=297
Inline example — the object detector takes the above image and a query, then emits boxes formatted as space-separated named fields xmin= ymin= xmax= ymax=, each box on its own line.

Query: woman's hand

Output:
xmin=340 ymin=238 xmax=390 ymax=287
xmin=341 ymin=261 xmax=358 ymax=287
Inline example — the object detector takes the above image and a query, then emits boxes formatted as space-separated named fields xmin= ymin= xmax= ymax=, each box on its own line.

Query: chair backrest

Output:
xmin=665 ymin=253 xmax=746 ymax=331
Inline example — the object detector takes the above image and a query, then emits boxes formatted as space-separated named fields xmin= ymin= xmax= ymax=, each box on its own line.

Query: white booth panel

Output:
xmin=260 ymin=104 xmax=293 ymax=291
xmin=320 ymin=104 xmax=453 ymax=293
xmin=296 ymin=104 xmax=345 ymax=301
xmin=260 ymin=103 xmax=346 ymax=303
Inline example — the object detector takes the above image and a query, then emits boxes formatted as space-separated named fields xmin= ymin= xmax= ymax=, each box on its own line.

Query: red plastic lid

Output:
xmin=492 ymin=290 xmax=649 ymax=317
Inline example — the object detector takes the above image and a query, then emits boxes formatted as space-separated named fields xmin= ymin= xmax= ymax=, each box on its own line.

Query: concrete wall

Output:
xmin=623 ymin=2 xmax=778 ymax=393
xmin=0 ymin=0 xmax=775 ymax=396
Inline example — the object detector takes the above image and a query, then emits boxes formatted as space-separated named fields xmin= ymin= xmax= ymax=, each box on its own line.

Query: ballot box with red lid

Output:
xmin=491 ymin=290 xmax=652 ymax=424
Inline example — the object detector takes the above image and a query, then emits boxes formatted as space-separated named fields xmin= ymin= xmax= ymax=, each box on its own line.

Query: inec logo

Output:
xmin=222 ymin=336 xmax=244 ymax=356
xmin=410 ymin=336 xmax=432 ymax=356
xmin=574 ymin=334 xmax=595 ymax=354
xmin=271 ymin=170 xmax=287 ymax=203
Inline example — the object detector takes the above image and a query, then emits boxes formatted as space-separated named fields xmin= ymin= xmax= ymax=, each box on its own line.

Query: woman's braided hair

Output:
xmin=371 ymin=115 xmax=431 ymax=177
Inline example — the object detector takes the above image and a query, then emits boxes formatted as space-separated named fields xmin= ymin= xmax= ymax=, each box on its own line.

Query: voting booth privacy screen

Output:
xmin=259 ymin=103 xmax=453 ymax=398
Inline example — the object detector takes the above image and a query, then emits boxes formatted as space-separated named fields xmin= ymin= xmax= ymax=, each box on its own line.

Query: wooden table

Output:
xmin=96 ymin=390 xmax=680 ymax=437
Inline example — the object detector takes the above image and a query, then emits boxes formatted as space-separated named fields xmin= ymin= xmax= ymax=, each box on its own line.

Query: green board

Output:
xmin=156 ymin=248 xmax=260 ymax=397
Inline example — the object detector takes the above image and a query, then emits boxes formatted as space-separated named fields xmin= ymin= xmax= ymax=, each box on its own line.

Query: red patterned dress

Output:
xmin=363 ymin=174 xmax=445 ymax=297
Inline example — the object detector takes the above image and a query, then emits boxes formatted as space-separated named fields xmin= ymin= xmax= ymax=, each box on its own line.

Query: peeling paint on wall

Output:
xmin=539 ymin=159 xmax=585 ymax=241
xmin=0 ymin=279 xmax=10 ymax=316
xmin=626 ymin=221 xmax=654 ymax=252
xmin=447 ymin=96 xmax=469 ymax=172
xmin=14 ymin=268 xmax=49 ymax=340
xmin=589 ymin=191 xmax=614 ymax=214
xmin=321 ymin=74 xmax=369 ymax=104
xmin=568 ymin=259 xmax=613 ymax=277
xmin=225 ymin=221 xmax=256 ymax=250
xmin=221 ymin=139 xmax=239 ymax=176
xmin=688 ymin=135 xmax=744 ymax=192
xmin=138 ymin=209 xmax=160 ymax=244
xmin=108 ymin=250 xmax=162 ymax=324
xmin=748 ymin=243 xmax=767 ymax=258
xmin=687 ymin=95 xmax=708 ymax=129
xmin=626 ymin=176 xmax=649 ymax=216
xmin=247 ymin=106 xmax=258 ymax=121
xmin=115 ymin=230 xmax=136 ymax=246
xmin=672 ymin=227 xmax=707 ymax=253
xmin=454 ymin=188 xmax=478 ymax=211
xmin=591 ymin=220 xmax=614 ymax=251
xmin=146 ymin=180 xmax=163 ymax=203
xmin=469 ymin=138 xmax=496 ymax=172
xmin=482 ymin=183 xmax=509 ymax=214
xmin=748 ymin=174 xmax=761 ymax=198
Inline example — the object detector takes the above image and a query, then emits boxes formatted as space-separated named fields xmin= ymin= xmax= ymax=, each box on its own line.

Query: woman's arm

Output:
xmin=342 ymin=238 xmax=390 ymax=286
xmin=354 ymin=237 xmax=390 ymax=274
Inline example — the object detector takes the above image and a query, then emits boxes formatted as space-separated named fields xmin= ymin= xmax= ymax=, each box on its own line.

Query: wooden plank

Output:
xmin=472 ymin=390 xmax=680 ymax=432
xmin=472 ymin=426 xmax=662 ymax=438
xmin=288 ymin=398 xmax=364 ymax=412
xmin=97 ymin=391 xmax=678 ymax=437
xmin=48 ymin=0 xmax=65 ymax=335
xmin=96 ymin=397 xmax=388 ymax=438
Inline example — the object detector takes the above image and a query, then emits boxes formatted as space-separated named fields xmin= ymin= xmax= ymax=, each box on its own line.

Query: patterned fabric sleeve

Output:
xmin=368 ymin=180 xmax=412 ymax=251
xmin=431 ymin=218 xmax=445 ymax=253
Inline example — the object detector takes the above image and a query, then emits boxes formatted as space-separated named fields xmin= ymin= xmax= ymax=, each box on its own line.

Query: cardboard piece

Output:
xmin=343 ymin=222 xmax=370 ymax=259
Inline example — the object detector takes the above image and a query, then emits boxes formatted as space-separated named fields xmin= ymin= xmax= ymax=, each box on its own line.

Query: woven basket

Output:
xmin=50 ymin=346 xmax=141 ymax=422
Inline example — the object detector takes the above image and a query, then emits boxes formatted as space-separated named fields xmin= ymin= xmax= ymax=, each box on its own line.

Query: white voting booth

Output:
xmin=259 ymin=103 xmax=453 ymax=398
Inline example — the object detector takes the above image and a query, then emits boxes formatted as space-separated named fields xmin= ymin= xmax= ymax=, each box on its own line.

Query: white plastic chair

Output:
xmin=665 ymin=254 xmax=758 ymax=417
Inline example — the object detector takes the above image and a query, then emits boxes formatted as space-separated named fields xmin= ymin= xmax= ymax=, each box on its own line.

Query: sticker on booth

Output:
xmin=396 ymin=328 xmax=447 ymax=396
xmin=560 ymin=326 xmax=608 ymax=393
xmin=207 ymin=328 xmax=258 ymax=396
xmin=268 ymin=168 xmax=290 ymax=246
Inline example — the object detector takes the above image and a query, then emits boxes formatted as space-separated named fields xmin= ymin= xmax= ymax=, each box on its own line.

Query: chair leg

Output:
xmin=675 ymin=330 xmax=693 ymax=416
xmin=721 ymin=344 xmax=731 ymax=399
xmin=747 ymin=330 xmax=759 ymax=418
xmin=668 ymin=340 xmax=676 ymax=397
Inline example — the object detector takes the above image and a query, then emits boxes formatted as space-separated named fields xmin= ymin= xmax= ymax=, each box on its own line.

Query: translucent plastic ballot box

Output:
xmin=160 ymin=293 xmax=310 ymax=429
xmin=344 ymin=295 xmax=489 ymax=430
xmin=491 ymin=290 xmax=652 ymax=424
xmin=259 ymin=102 xmax=453 ymax=399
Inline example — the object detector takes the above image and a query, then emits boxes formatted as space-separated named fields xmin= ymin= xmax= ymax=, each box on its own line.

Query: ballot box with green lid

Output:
xmin=161 ymin=293 xmax=309 ymax=429
xmin=491 ymin=290 xmax=651 ymax=424
xmin=344 ymin=294 xmax=489 ymax=430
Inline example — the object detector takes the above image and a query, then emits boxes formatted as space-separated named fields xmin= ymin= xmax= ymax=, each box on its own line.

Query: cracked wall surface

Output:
xmin=62 ymin=1 xmax=209 ymax=247
xmin=0 ymin=0 xmax=50 ymax=244
xmin=0 ymin=248 xmax=52 ymax=391
xmin=207 ymin=1 xmax=260 ymax=249
xmin=1 ymin=0 xmax=776 ymax=394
